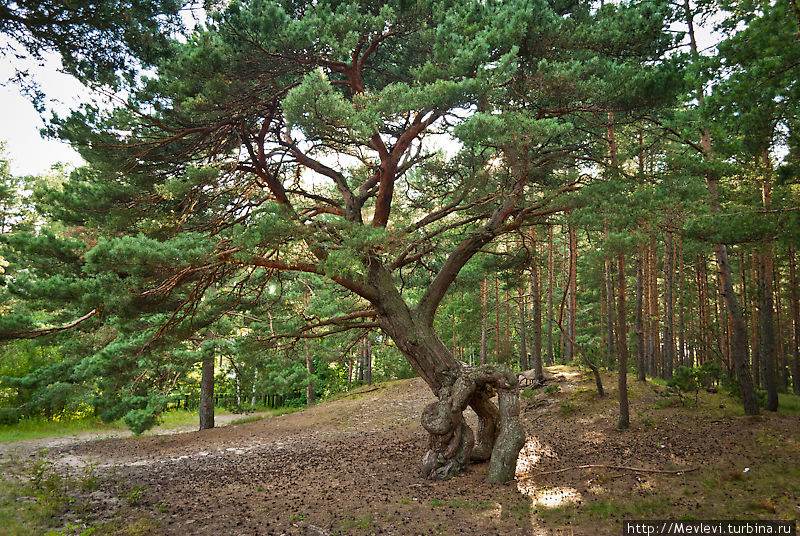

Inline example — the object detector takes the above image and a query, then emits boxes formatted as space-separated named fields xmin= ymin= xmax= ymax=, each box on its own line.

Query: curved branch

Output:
xmin=0 ymin=308 xmax=102 ymax=341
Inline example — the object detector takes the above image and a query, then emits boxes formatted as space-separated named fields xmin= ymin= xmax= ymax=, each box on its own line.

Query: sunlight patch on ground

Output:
xmin=515 ymin=437 xmax=580 ymax=510
xmin=515 ymin=436 xmax=557 ymax=476
xmin=516 ymin=481 xmax=582 ymax=509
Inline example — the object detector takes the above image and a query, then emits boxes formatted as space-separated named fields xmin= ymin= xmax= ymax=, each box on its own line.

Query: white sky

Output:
xmin=0 ymin=51 xmax=86 ymax=177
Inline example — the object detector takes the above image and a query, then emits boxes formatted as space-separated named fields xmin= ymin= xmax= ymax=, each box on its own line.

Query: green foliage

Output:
xmin=0 ymin=0 xmax=184 ymax=92
xmin=667 ymin=362 xmax=723 ymax=406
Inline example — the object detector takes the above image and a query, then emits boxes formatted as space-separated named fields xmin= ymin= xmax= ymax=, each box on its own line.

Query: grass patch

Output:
xmin=0 ymin=453 xmax=159 ymax=536
xmin=228 ymin=414 xmax=266 ymax=426
xmin=339 ymin=514 xmax=372 ymax=532
xmin=777 ymin=392 xmax=800 ymax=416
xmin=0 ymin=407 xmax=255 ymax=443
xmin=559 ymin=401 xmax=576 ymax=417
xmin=0 ymin=417 xmax=125 ymax=443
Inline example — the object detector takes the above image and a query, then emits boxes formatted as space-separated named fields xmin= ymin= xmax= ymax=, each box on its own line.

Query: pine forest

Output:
xmin=0 ymin=0 xmax=798 ymax=534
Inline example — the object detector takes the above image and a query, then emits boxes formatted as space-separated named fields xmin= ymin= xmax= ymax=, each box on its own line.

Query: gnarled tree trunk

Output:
xmin=370 ymin=265 xmax=525 ymax=483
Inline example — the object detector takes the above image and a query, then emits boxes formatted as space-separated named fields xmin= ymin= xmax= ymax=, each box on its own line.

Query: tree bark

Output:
xmin=306 ymin=344 xmax=316 ymax=405
xmin=199 ymin=351 xmax=215 ymax=430
xmin=789 ymin=245 xmax=800 ymax=395
xmin=547 ymin=225 xmax=555 ymax=365
xmin=758 ymin=252 xmax=779 ymax=411
xmin=605 ymin=226 xmax=616 ymax=368
xmin=775 ymin=261 xmax=788 ymax=393
xmin=648 ymin=235 xmax=660 ymax=377
xmin=363 ymin=337 xmax=373 ymax=387
xmin=368 ymin=263 xmax=523 ymax=482
xmin=636 ymin=247 xmax=646 ymax=381
xmin=738 ymin=248 xmax=751 ymax=374
xmin=678 ymin=235 xmax=686 ymax=367
xmin=617 ymin=252 xmax=630 ymax=428
xmin=567 ymin=224 xmax=577 ymax=363
xmin=758 ymin=151 xmax=778 ymax=411
xmin=531 ymin=227 xmax=543 ymax=380
xmin=495 ymin=278 xmax=501 ymax=363
xmin=663 ymin=229 xmax=675 ymax=379
xmin=518 ymin=287 xmax=528 ymax=371
xmin=481 ymin=277 xmax=488 ymax=366
xmin=751 ymin=253 xmax=761 ymax=387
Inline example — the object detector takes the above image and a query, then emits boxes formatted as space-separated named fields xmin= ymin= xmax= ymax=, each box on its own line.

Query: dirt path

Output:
xmin=0 ymin=411 xmax=272 ymax=463
xmin=7 ymin=369 xmax=800 ymax=535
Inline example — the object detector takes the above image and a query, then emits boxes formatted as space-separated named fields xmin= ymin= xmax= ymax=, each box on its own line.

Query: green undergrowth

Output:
xmin=0 ymin=454 xmax=159 ymax=536
xmin=0 ymin=418 xmax=126 ymax=443
xmin=531 ymin=366 xmax=800 ymax=531
xmin=0 ymin=407 xmax=244 ymax=443
xmin=228 ymin=406 xmax=301 ymax=425
xmin=324 ymin=379 xmax=400 ymax=403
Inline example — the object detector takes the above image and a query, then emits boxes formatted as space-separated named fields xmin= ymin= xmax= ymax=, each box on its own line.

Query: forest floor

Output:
xmin=1 ymin=366 xmax=798 ymax=535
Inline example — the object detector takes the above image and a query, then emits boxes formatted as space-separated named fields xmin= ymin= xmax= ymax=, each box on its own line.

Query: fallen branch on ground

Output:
xmin=518 ymin=464 xmax=700 ymax=479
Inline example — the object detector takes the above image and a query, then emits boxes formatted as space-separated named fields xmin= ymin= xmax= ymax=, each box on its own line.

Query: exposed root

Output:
xmin=419 ymin=365 xmax=526 ymax=483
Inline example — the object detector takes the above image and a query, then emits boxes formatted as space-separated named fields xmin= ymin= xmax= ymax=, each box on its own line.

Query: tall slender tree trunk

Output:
xmin=531 ymin=227 xmax=543 ymax=379
xmin=364 ymin=337 xmax=372 ymax=387
xmin=751 ymin=253 xmax=761 ymax=387
xmin=452 ymin=310 xmax=457 ymax=361
xmin=547 ymin=226 xmax=555 ymax=365
xmin=604 ymin=113 xmax=618 ymax=369
xmin=605 ymin=227 xmax=616 ymax=368
xmin=678 ymin=235 xmax=686 ymax=367
xmin=568 ymin=224 xmax=577 ymax=364
xmin=199 ymin=351 xmax=215 ymax=430
xmin=561 ymin=224 xmax=574 ymax=364
xmin=758 ymin=251 xmax=779 ymax=410
xmin=758 ymin=151 xmax=778 ymax=411
xmin=557 ymin=235 xmax=604 ymax=396
xmin=648 ymin=235 xmax=660 ymax=377
xmin=789 ymin=245 xmax=800 ymax=395
xmin=663 ymin=229 xmax=676 ymax=379
xmin=636 ymin=248 xmax=646 ymax=381
xmin=643 ymin=240 xmax=653 ymax=374
xmin=518 ymin=286 xmax=528 ymax=371
xmin=481 ymin=277 xmax=488 ymax=365
xmin=306 ymin=345 xmax=316 ymax=405
xmin=775 ymin=261 xmax=788 ymax=393
xmin=617 ymin=252 xmax=630 ymax=428
xmin=696 ymin=256 xmax=707 ymax=364
xmin=495 ymin=278 xmax=501 ymax=363
xmin=738 ymin=248 xmax=751 ymax=375
xmin=686 ymin=0 xmax=759 ymax=415
xmin=347 ymin=356 xmax=353 ymax=390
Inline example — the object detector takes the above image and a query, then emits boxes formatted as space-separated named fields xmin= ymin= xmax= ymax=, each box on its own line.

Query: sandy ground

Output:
xmin=4 ymin=369 xmax=799 ymax=535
